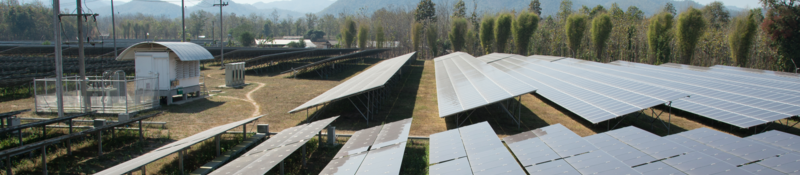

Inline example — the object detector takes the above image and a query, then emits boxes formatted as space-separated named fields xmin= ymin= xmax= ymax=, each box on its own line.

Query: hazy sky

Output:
xmin=42 ymin=0 xmax=763 ymax=11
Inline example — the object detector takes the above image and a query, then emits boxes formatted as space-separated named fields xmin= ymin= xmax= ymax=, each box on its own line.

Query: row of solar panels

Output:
xmin=435 ymin=52 xmax=800 ymax=129
xmin=319 ymin=118 xmax=413 ymax=174
xmin=430 ymin=122 xmax=800 ymax=175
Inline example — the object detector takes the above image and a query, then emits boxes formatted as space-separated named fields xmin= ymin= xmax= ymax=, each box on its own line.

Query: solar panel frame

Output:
xmin=96 ymin=116 xmax=262 ymax=175
xmin=677 ymin=128 xmax=787 ymax=162
xmin=661 ymin=152 xmax=751 ymax=175
xmin=319 ymin=151 xmax=369 ymax=175
xmin=355 ymin=142 xmax=407 ymax=175
xmin=747 ymin=130 xmax=800 ymax=154
xmin=333 ymin=125 xmax=382 ymax=159
xmin=288 ymin=52 xmax=416 ymax=113
xmin=661 ymin=63 xmax=800 ymax=95
xmin=710 ymin=64 xmax=800 ymax=83
xmin=524 ymin=159 xmax=582 ymax=175
xmin=756 ymin=153 xmax=800 ymax=174
xmin=665 ymin=135 xmax=750 ymax=166
xmin=429 ymin=158 xmax=474 ymax=175
xmin=429 ymin=129 xmax=468 ymax=164
xmin=503 ymin=131 xmax=561 ymax=166
xmin=458 ymin=122 xmax=526 ymax=175
xmin=371 ymin=118 xmax=412 ymax=149
xmin=563 ymin=150 xmax=642 ymax=175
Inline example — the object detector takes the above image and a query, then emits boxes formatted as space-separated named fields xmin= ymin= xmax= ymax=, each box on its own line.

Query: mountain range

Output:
xmin=41 ymin=0 xmax=746 ymax=19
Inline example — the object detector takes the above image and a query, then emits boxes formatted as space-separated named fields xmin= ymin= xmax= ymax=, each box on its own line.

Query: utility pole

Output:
xmin=111 ymin=0 xmax=117 ymax=56
xmin=182 ymin=0 xmax=185 ymax=42
xmin=213 ymin=1 xmax=228 ymax=69
xmin=212 ymin=20 xmax=215 ymax=43
xmin=53 ymin=0 xmax=63 ymax=123
xmin=77 ymin=0 xmax=89 ymax=112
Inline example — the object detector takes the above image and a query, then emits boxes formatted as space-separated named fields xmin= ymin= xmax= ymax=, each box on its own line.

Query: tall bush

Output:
xmin=728 ymin=12 xmax=757 ymax=67
xmin=590 ymin=13 xmax=612 ymax=61
xmin=480 ymin=16 xmax=495 ymax=54
xmin=565 ymin=14 xmax=587 ymax=57
xmin=449 ymin=18 xmax=468 ymax=52
xmin=676 ymin=7 xmax=707 ymax=64
xmin=341 ymin=18 xmax=356 ymax=48
xmin=648 ymin=13 xmax=674 ymax=64
xmin=494 ymin=14 xmax=513 ymax=53
xmin=512 ymin=12 xmax=540 ymax=55
xmin=357 ymin=24 xmax=369 ymax=49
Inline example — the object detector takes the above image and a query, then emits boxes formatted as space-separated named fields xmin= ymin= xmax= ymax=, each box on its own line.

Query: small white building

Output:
xmin=116 ymin=42 xmax=214 ymax=104
xmin=255 ymin=39 xmax=317 ymax=48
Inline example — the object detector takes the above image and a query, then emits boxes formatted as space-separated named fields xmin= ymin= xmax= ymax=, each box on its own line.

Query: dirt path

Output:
xmin=215 ymin=82 xmax=265 ymax=117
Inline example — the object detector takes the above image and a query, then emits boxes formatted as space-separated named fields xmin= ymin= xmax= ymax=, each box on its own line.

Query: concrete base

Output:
xmin=217 ymin=83 xmax=250 ymax=89
xmin=171 ymin=95 xmax=208 ymax=105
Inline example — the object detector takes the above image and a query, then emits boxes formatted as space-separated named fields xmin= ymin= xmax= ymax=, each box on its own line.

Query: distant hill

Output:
xmin=47 ymin=0 xmax=304 ymax=19
xmin=253 ymin=0 xmax=335 ymax=14
xmin=318 ymin=0 xmax=743 ymax=17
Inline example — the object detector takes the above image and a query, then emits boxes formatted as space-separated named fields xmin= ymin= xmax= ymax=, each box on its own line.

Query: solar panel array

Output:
xmin=433 ymin=52 xmax=537 ymax=118
xmin=503 ymin=124 xmax=642 ymax=175
xmin=428 ymin=122 xmax=526 ymax=175
xmin=478 ymin=54 xmax=687 ymax=124
xmin=319 ymin=118 xmax=413 ymax=175
xmin=540 ymin=58 xmax=798 ymax=128
xmin=289 ymin=52 xmax=416 ymax=113
xmin=710 ymin=65 xmax=800 ymax=82
xmin=279 ymin=49 xmax=391 ymax=74
xmin=96 ymin=116 xmax=263 ymax=175
xmin=209 ymin=116 xmax=339 ymax=175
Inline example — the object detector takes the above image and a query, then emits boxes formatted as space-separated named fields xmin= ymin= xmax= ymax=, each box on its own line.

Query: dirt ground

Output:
xmin=2 ymin=56 xmax=800 ymax=174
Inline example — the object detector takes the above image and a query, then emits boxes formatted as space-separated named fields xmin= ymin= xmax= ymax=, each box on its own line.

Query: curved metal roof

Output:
xmin=115 ymin=42 xmax=213 ymax=61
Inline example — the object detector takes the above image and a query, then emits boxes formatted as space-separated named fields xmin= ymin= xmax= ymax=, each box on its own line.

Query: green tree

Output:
xmin=494 ymin=14 xmax=513 ymax=53
xmin=304 ymin=30 xmax=325 ymax=41
xmin=626 ymin=6 xmax=644 ymax=20
xmin=480 ymin=16 xmax=495 ymax=54
xmin=529 ymin=0 xmax=542 ymax=16
xmin=760 ymin=0 xmax=800 ymax=71
xmin=411 ymin=22 xmax=423 ymax=52
xmin=357 ymin=24 xmax=369 ymax=49
xmin=189 ymin=11 xmax=207 ymax=39
xmin=610 ymin=3 xmax=624 ymax=18
xmin=375 ymin=25 xmax=385 ymax=48
xmin=287 ymin=38 xmax=306 ymax=48
xmin=341 ymin=18 xmax=356 ymax=48
xmin=729 ymin=12 xmax=758 ymax=67
xmin=702 ymin=1 xmax=730 ymax=29
xmin=262 ymin=20 xmax=273 ymax=38
xmin=427 ymin=24 xmax=439 ymax=56
xmin=565 ymin=14 xmax=587 ymax=57
xmin=591 ymin=13 xmax=612 ymax=61
xmin=453 ymin=0 xmax=466 ymax=18
xmin=513 ymin=12 xmax=540 ymax=55
xmin=648 ymin=13 xmax=674 ymax=64
xmin=590 ymin=5 xmax=606 ymax=17
xmin=449 ymin=18 xmax=468 ymax=52
xmin=676 ymin=7 xmax=707 ymax=64
xmin=663 ymin=2 xmax=676 ymax=16
xmin=238 ymin=32 xmax=255 ymax=47
xmin=558 ymin=0 xmax=573 ymax=20
xmin=415 ymin=0 xmax=437 ymax=22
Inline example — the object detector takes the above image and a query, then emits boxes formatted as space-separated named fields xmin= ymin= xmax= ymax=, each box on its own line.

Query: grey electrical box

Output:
xmin=225 ymin=62 xmax=245 ymax=87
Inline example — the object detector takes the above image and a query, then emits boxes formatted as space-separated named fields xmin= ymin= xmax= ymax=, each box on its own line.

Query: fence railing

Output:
xmin=34 ymin=75 xmax=159 ymax=114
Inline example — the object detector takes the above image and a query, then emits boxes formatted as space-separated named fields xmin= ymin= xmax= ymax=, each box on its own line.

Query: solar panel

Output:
xmin=458 ymin=122 xmax=526 ymax=175
xmin=429 ymin=158 xmax=474 ymax=175
xmin=660 ymin=63 xmax=800 ymax=96
xmin=669 ymin=97 xmax=774 ymax=128
xmin=433 ymin=52 xmax=537 ymax=117
xmin=584 ymin=134 xmax=655 ymax=166
xmin=633 ymin=162 xmax=687 ymax=175
xmin=355 ymin=142 xmax=407 ymax=175
xmin=503 ymin=131 xmax=560 ymax=166
xmin=556 ymin=58 xmax=799 ymax=128
xmin=97 ymin=116 xmax=261 ymax=174
xmin=756 ymin=153 xmax=800 ymax=174
xmin=737 ymin=163 xmax=785 ymax=175
xmin=430 ymin=129 xmax=467 ymax=164
xmin=371 ymin=118 xmax=412 ymax=149
xmin=524 ymin=159 xmax=581 ymax=175
xmin=661 ymin=152 xmax=751 ymax=175
xmin=319 ymin=152 xmax=368 ymax=175
xmin=333 ymin=125 xmax=382 ymax=159
xmin=678 ymin=128 xmax=786 ymax=161
xmin=288 ymin=52 xmax=416 ymax=113
xmin=665 ymin=135 xmax=750 ymax=165
xmin=209 ymin=116 xmax=338 ymax=175
xmin=747 ymin=130 xmax=800 ymax=154
xmin=606 ymin=127 xmax=691 ymax=159
xmin=563 ymin=150 xmax=641 ymax=175
xmin=533 ymin=124 xmax=597 ymax=157
xmin=710 ymin=64 xmax=800 ymax=83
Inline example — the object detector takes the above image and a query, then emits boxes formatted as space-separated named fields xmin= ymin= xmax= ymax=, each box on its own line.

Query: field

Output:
xmin=1 ymin=56 xmax=800 ymax=174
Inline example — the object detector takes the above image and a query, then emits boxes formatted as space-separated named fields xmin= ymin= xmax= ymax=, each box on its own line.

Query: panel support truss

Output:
xmin=609 ymin=102 xmax=673 ymax=135
xmin=496 ymin=96 xmax=523 ymax=129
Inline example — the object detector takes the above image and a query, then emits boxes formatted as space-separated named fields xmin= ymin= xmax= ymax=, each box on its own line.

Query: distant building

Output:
xmin=255 ymin=39 xmax=317 ymax=48
xmin=282 ymin=36 xmax=304 ymax=40
xmin=312 ymin=40 xmax=332 ymax=49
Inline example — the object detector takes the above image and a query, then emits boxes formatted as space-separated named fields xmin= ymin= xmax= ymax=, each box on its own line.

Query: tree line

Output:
xmin=1 ymin=0 xmax=798 ymax=72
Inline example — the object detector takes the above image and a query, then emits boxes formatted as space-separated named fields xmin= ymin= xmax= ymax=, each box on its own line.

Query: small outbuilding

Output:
xmin=116 ymin=42 xmax=213 ymax=104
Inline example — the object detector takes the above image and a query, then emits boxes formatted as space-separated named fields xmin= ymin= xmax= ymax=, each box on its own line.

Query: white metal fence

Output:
xmin=34 ymin=75 xmax=159 ymax=114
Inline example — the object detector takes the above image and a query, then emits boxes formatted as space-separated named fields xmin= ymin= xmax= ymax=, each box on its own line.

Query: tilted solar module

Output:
xmin=332 ymin=125 xmax=382 ymax=159
xmin=459 ymin=122 xmax=526 ymax=175
xmin=96 ymin=116 xmax=262 ymax=174
xmin=756 ymin=153 xmax=800 ymax=174
xmin=604 ymin=127 xmax=691 ymax=159
xmin=563 ymin=150 xmax=642 ymax=175
xmin=747 ymin=130 xmax=800 ymax=154
xmin=660 ymin=63 xmax=800 ymax=96
xmin=288 ymin=52 xmax=416 ymax=113
xmin=321 ymin=118 xmax=413 ymax=175
xmin=665 ymin=134 xmax=751 ymax=166
xmin=555 ymin=58 xmax=799 ymax=128
xmin=503 ymin=130 xmax=561 ymax=166
xmin=710 ymin=64 xmax=800 ymax=83
xmin=429 ymin=129 xmax=467 ymax=164
xmin=524 ymin=159 xmax=582 ymax=175
xmin=533 ymin=124 xmax=597 ymax=157
xmin=209 ymin=116 xmax=338 ymax=175
xmin=661 ymin=152 xmax=753 ymax=175
xmin=676 ymin=128 xmax=787 ymax=162
xmin=433 ymin=52 xmax=537 ymax=118
xmin=429 ymin=158 xmax=474 ymax=175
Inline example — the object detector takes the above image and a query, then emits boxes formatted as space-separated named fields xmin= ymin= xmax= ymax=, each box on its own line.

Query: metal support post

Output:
xmin=41 ymin=146 xmax=47 ymax=175
xmin=215 ymin=135 xmax=221 ymax=156
xmin=179 ymin=149 xmax=184 ymax=175
xmin=97 ymin=131 xmax=102 ymax=156
xmin=318 ymin=131 xmax=322 ymax=147
xmin=139 ymin=120 xmax=143 ymax=145
xmin=141 ymin=166 xmax=146 ymax=175
xmin=242 ymin=123 xmax=246 ymax=139
xmin=6 ymin=156 xmax=11 ymax=175
xmin=280 ymin=161 xmax=284 ymax=175
xmin=302 ymin=145 xmax=306 ymax=167
xmin=68 ymin=119 xmax=72 ymax=155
